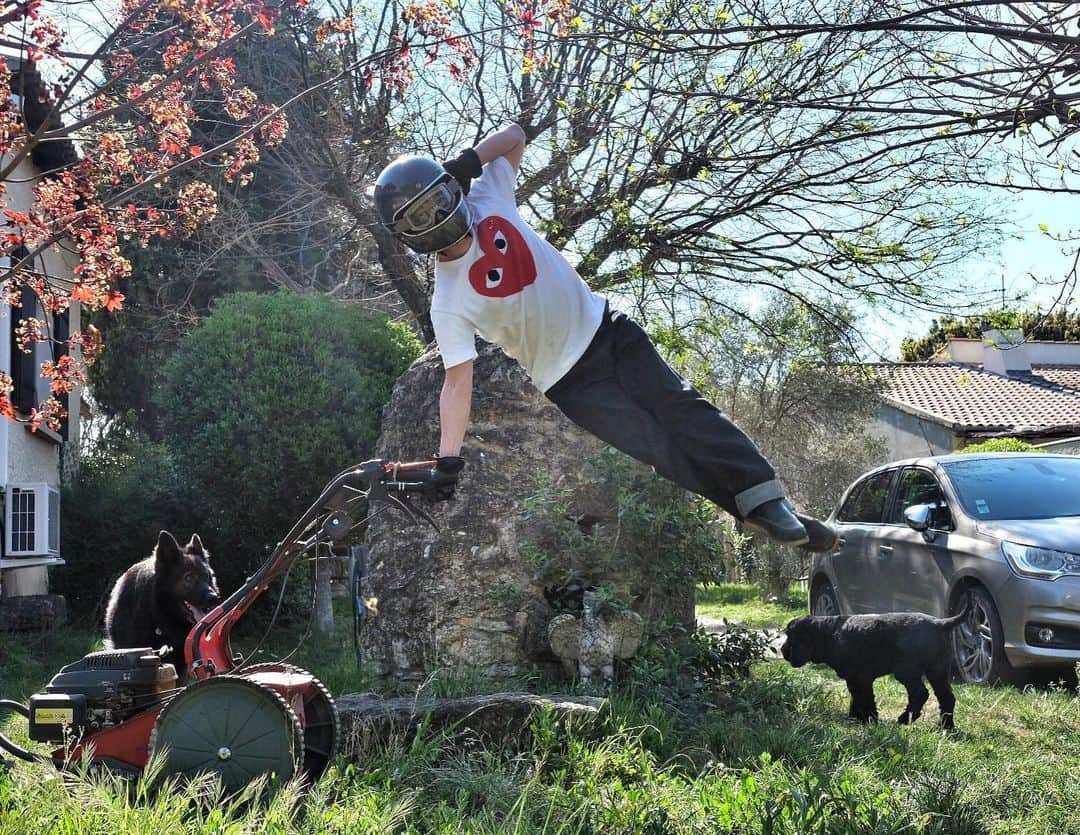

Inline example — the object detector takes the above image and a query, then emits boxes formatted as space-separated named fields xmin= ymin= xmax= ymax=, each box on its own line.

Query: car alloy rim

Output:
xmin=955 ymin=599 xmax=994 ymax=683
xmin=813 ymin=590 xmax=838 ymax=617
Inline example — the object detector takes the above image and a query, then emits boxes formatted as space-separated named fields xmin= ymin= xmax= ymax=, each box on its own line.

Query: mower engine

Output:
xmin=28 ymin=647 xmax=177 ymax=743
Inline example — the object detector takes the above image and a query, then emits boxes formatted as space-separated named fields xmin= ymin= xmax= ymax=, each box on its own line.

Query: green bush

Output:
xmin=521 ymin=449 xmax=725 ymax=614
xmin=152 ymin=291 xmax=421 ymax=600
xmin=56 ymin=434 xmax=203 ymax=624
xmin=960 ymin=437 xmax=1041 ymax=453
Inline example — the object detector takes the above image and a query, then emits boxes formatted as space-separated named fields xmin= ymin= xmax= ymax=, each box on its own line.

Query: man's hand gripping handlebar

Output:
xmin=366 ymin=456 xmax=465 ymax=531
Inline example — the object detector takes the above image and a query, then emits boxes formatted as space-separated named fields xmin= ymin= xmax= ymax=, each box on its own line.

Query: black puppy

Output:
xmin=104 ymin=531 xmax=221 ymax=679
xmin=780 ymin=600 xmax=970 ymax=729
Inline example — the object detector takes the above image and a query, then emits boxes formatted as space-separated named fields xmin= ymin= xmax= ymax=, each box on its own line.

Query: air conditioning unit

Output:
xmin=4 ymin=483 xmax=61 ymax=558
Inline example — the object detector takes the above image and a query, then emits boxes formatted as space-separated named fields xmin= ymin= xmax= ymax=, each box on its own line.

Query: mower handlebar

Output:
xmin=379 ymin=459 xmax=439 ymax=488
xmin=349 ymin=458 xmax=443 ymax=496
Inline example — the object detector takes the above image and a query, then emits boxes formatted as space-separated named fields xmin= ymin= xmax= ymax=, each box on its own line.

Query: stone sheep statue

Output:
xmin=547 ymin=590 xmax=645 ymax=684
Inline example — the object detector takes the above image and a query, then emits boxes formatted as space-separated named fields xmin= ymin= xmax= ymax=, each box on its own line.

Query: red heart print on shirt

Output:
xmin=468 ymin=216 xmax=537 ymax=298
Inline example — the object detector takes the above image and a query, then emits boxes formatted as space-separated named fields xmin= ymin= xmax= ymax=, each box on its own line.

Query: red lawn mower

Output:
xmin=0 ymin=459 xmax=442 ymax=790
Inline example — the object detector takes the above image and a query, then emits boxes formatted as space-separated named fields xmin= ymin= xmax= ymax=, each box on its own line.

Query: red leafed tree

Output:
xmin=0 ymin=0 xmax=300 ymax=431
xmin=0 ymin=0 xmax=513 ymax=432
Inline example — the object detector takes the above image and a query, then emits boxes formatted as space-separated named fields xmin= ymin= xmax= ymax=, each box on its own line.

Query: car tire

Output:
xmin=952 ymin=586 xmax=1028 ymax=687
xmin=810 ymin=580 xmax=840 ymax=617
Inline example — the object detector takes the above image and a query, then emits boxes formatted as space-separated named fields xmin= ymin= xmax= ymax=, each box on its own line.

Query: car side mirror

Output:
xmin=904 ymin=504 xmax=931 ymax=532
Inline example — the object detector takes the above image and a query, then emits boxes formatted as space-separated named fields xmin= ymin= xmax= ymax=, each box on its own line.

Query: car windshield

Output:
xmin=943 ymin=456 xmax=1080 ymax=521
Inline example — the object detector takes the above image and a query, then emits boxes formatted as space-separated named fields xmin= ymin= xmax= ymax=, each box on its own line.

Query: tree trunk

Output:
xmin=336 ymin=692 xmax=604 ymax=760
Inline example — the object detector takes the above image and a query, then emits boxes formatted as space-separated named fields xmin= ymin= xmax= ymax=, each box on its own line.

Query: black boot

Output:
xmin=743 ymin=499 xmax=809 ymax=545
xmin=796 ymin=514 xmax=839 ymax=553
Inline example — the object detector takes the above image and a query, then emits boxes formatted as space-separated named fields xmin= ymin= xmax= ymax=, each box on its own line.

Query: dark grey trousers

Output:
xmin=544 ymin=306 xmax=783 ymax=518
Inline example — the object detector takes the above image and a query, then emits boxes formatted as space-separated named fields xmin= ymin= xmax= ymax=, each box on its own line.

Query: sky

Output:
xmin=866 ymin=187 xmax=1079 ymax=361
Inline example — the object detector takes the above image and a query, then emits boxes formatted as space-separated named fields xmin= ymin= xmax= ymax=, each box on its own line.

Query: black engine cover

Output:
xmin=43 ymin=647 xmax=173 ymax=702
xmin=28 ymin=647 xmax=178 ymax=740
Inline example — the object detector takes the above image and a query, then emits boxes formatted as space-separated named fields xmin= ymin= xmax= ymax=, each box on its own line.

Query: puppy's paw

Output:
xmin=897 ymin=709 xmax=921 ymax=725
xmin=939 ymin=713 xmax=956 ymax=731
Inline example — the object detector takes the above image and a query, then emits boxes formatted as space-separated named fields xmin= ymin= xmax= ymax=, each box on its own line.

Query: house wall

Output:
xmin=1035 ymin=436 xmax=1080 ymax=455
xmin=872 ymin=405 xmax=958 ymax=460
xmin=1 ymin=152 xmax=80 ymax=595
xmin=937 ymin=336 xmax=1080 ymax=369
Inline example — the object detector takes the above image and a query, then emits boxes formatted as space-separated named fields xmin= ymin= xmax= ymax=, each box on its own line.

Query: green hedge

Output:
xmin=154 ymin=291 xmax=421 ymax=597
xmin=960 ymin=437 xmax=1041 ymax=454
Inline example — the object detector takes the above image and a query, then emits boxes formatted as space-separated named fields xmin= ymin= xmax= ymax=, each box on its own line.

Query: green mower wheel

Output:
xmin=149 ymin=675 xmax=302 ymax=792
xmin=238 ymin=663 xmax=339 ymax=783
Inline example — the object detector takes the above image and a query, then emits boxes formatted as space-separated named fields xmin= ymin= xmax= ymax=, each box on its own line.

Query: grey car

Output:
xmin=809 ymin=453 xmax=1080 ymax=685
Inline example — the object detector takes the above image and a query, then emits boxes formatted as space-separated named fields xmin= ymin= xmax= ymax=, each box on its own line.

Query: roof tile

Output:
xmin=873 ymin=362 xmax=1080 ymax=434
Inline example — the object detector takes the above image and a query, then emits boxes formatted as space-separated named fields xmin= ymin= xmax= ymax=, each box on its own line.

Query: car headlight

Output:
xmin=1001 ymin=541 xmax=1080 ymax=581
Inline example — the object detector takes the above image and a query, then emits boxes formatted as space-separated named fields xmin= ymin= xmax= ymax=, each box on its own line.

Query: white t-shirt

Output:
xmin=431 ymin=157 xmax=606 ymax=393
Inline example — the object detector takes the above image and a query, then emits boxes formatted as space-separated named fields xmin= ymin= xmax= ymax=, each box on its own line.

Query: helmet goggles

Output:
xmin=390 ymin=172 xmax=466 ymax=240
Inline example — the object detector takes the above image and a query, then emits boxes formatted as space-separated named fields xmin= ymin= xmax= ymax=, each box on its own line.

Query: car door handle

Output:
xmin=878 ymin=545 xmax=894 ymax=557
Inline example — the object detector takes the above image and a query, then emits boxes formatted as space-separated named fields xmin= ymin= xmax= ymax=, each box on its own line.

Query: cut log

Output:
xmin=0 ymin=594 xmax=67 ymax=632
xmin=336 ymin=691 xmax=604 ymax=759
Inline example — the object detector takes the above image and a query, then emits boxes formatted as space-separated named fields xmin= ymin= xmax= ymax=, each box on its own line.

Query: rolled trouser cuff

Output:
xmin=734 ymin=479 xmax=786 ymax=518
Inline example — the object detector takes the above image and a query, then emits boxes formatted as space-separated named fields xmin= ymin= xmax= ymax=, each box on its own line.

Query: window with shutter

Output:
xmin=9 ymin=251 xmax=36 ymax=414
xmin=52 ymin=308 xmax=69 ymax=439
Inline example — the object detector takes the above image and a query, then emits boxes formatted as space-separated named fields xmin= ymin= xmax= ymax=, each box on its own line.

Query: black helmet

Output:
xmin=373 ymin=155 xmax=472 ymax=254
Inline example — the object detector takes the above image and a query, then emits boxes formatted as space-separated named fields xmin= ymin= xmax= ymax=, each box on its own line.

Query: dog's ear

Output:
xmin=154 ymin=530 xmax=182 ymax=566
xmin=187 ymin=533 xmax=206 ymax=554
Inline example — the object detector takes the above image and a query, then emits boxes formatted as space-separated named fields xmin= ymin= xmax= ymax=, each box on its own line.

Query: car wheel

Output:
xmin=810 ymin=580 xmax=840 ymax=617
xmin=952 ymin=586 xmax=1028 ymax=687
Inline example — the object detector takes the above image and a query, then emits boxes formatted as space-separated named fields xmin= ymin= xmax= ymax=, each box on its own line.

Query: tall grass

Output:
xmin=2 ymin=608 xmax=1079 ymax=832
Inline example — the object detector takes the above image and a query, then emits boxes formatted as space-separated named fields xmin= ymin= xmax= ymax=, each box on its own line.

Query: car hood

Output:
xmin=975 ymin=517 xmax=1080 ymax=552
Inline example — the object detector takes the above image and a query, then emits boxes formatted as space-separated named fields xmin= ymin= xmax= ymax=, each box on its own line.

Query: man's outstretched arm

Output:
xmin=443 ymin=123 xmax=526 ymax=196
xmin=473 ymin=123 xmax=526 ymax=173
xmin=438 ymin=359 xmax=473 ymax=457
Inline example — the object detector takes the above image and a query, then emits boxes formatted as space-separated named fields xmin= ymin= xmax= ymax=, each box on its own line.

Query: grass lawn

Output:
xmin=1 ymin=601 xmax=1079 ymax=833
xmin=695 ymin=581 xmax=807 ymax=627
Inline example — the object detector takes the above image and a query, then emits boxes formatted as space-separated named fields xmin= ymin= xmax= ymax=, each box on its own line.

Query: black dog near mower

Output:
xmin=780 ymin=598 xmax=971 ymax=730
xmin=104 ymin=531 xmax=221 ymax=681
xmin=0 ymin=459 xmax=448 ymax=790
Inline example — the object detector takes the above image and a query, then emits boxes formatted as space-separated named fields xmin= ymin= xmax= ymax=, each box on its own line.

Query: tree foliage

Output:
xmin=137 ymin=0 xmax=1037 ymax=359
xmin=644 ymin=0 xmax=1080 ymax=307
xmin=389 ymin=0 xmax=1003 ymax=329
xmin=0 ymin=0 xmax=301 ymax=428
xmin=77 ymin=0 xmax=1080 ymax=441
xmin=653 ymin=294 xmax=887 ymax=594
xmin=3 ymin=0 xmax=553 ymax=429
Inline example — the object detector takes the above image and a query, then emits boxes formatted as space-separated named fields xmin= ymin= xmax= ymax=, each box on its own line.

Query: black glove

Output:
xmin=441 ymin=149 xmax=483 ymax=196
xmin=427 ymin=455 xmax=465 ymax=502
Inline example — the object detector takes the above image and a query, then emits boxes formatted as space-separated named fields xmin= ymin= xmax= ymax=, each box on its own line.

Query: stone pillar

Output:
xmin=362 ymin=342 xmax=695 ymax=685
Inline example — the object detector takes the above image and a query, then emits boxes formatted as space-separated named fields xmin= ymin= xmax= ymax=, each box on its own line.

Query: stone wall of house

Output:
xmin=361 ymin=342 xmax=695 ymax=684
